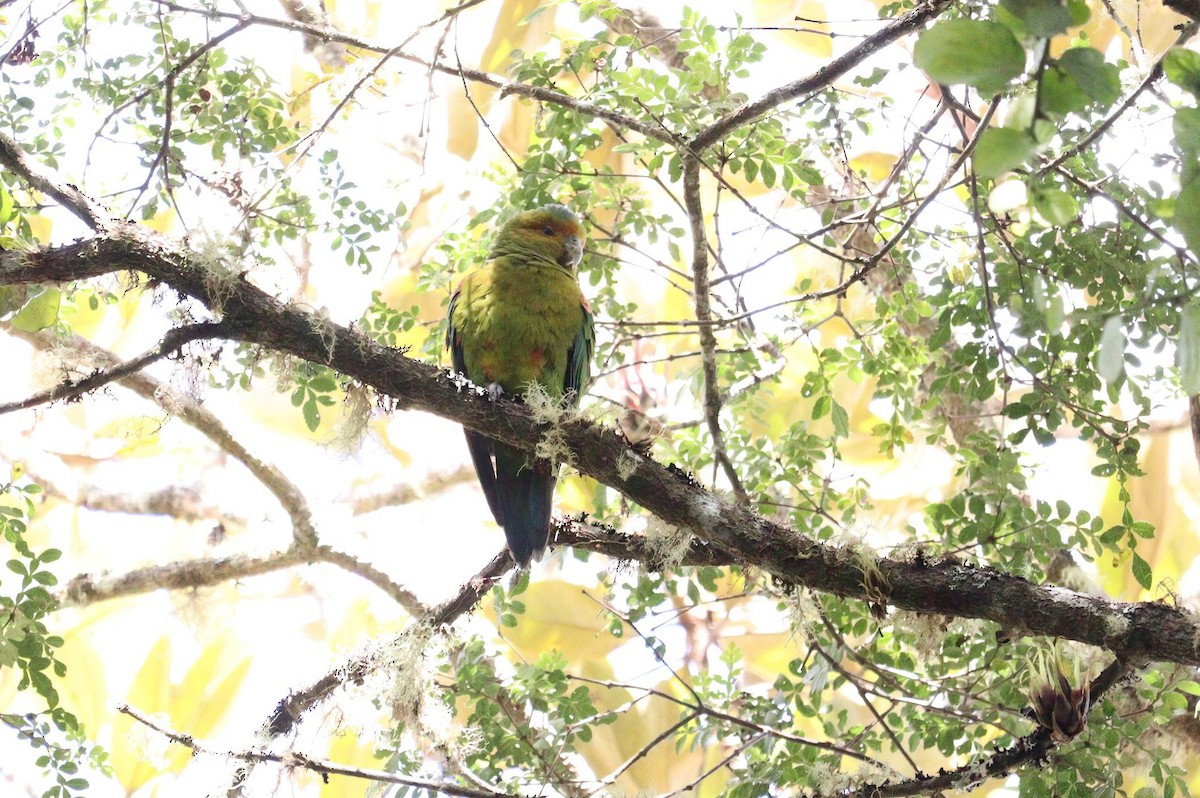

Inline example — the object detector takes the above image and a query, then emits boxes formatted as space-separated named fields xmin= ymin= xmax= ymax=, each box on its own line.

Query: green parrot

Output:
xmin=446 ymin=204 xmax=595 ymax=567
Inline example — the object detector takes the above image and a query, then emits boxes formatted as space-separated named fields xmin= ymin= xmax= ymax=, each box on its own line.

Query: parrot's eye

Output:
xmin=540 ymin=225 xmax=555 ymax=236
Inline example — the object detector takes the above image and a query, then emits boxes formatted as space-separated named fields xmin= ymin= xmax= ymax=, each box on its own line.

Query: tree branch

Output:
xmin=60 ymin=550 xmax=308 ymax=608
xmin=118 ymin=702 xmax=515 ymax=798
xmin=690 ymin=0 xmax=954 ymax=151
xmin=2 ymin=229 xmax=1198 ymax=668
xmin=837 ymin=657 xmax=1135 ymax=797
xmin=57 ymin=542 xmax=423 ymax=613
xmin=0 ymin=322 xmax=227 ymax=415
xmin=0 ymin=210 xmax=1197 ymax=667
xmin=682 ymin=156 xmax=748 ymax=502
xmin=39 ymin=478 xmax=244 ymax=528
xmin=349 ymin=466 xmax=475 ymax=515
xmin=254 ymin=549 xmax=510 ymax=746
xmin=149 ymin=0 xmax=682 ymax=147
xmin=9 ymin=325 xmax=321 ymax=549
xmin=0 ymin=132 xmax=110 ymax=230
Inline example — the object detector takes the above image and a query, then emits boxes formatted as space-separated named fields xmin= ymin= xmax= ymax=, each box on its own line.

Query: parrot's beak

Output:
xmin=560 ymin=235 xmax=583 ymax=270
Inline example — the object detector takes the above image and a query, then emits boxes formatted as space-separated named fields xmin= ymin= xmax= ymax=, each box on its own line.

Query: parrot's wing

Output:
xmin=565 ymin=295 xmax=595 ymax=404
xmin=447 ymin=282 xmax=505 ymax=526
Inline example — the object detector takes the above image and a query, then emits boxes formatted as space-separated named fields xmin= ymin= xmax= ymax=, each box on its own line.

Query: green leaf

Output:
xmin=854 ymin=67 xmax=888 ymax=88
xmin=1165 ymin=48 xmax=1200 ymax=97
xmin=302 ymin=399 xmax=320 ymax=431
xmin=1131 ymin=551 xmax=1152 ymax=590
xmin=975 ymin=128 xmax=1035 ymax=179
xmin=1002 ymin=401 xmax=1032 ymax=418
xmin=0 ymin=285 xmax=29 ymax=317
xmin=1175 ymin=107 xmax=1200 ymax=154
xmin=1056 ymin=47 xmax=1120 ymax=106
xmin=10 ymin=288 xmax=61 ymax=332
xmin=36 ymin=549 xmax=61 ymax=564
xmin=1178 ymin=300 xmax=1200 ymax=395
xmin=831 ymin=401 xmax=850 ymax=438
xmin=812 ymin=394 xmax=831 ymax=420
xmin=1129 ymin=521 xmax=1155 ymax=538
xmin=1176 ymin=177 xmax=1200 ymax=259
xmin=761 ymin=161 xmax=776 ymax=188
xmin=308 ymin=375 xmax=338 ymax=392
xmin=1176 ymin=680 xmax=1200 ymax=697
xmin=999 ymin=0 xmax=1073 ymax=37
xmin=1099 ymin=524 xmax=1125 ymax=544
xmin=1032 ymin=189 xmax=1078 ymax=225
xmin=914 ymin=21 xmax=1025 ymax=90
xmin=0 ymin=184 xmax=13 ymax=226
xmin=1097 ymin=316 xmax=1125 ymax=383
xmin=1066 ymin=0 xmax=1091 ymax=25
xmin=1039 ymin=67 xmax=1088 ymax=116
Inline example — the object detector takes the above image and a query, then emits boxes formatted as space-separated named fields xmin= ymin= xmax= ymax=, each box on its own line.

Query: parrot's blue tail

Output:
xmin=493 ymin=442 xmax=554 ymax=567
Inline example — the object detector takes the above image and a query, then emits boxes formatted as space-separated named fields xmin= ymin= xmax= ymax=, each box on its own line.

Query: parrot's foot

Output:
xmin=485 ymin=382 xmax=505 ymax=402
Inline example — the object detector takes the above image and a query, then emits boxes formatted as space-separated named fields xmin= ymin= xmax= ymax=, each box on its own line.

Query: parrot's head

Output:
xmin=491 ymin=204 xmax=586 ymax=272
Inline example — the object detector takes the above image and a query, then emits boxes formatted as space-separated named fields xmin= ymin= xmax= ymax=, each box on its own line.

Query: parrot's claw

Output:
xmin=485 ymin=382 xmax=505 ymax=402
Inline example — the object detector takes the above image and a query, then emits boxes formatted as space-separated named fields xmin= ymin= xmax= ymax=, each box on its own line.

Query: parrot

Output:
xmin=445 ymin=204 xmax=595 ymax=567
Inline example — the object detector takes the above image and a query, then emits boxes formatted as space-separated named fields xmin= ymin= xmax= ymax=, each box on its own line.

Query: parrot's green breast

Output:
xmin=455 ymin=257 xmax=587 ymax=396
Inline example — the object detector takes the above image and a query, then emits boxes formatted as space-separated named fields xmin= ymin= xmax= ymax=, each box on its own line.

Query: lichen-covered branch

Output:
xmin=0 ymin=183 xmax=1197 ymax=666
xmin=247 ymin=550 xmax=510 ymax=765
xmin=0 ymin=322 xmax=228 ymax=415
xmin=9 ymin=325 xmax=320 ymax=549
xmin=59 ymin=550 xmax=309 ymax=608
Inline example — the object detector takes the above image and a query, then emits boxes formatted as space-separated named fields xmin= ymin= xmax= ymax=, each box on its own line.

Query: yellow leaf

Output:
xmin=52 ymin=606 xmax=124 ymax=738
xmin=737 ymin=630 xmax=800 ymax=683
xmin=321 ymin=729 xmax=381 ymax=798
xmin=576 ymin=678 xmax=727 ymax=794
xmin=285 ymin=66 xmax=328 ymax=141
xmin=140 ymin=209 xmax=176 ymax=234
xmin=849 ymin=151 xmax=899 ymax=183
xmin=485 ymin=580 xmax=623 ymax=664
xmin=62 ymin=288 xmax=109 ymax=339
xmin=446 ymin=0 xmax=551 ymax=159
xmin=498 ymin=96 xmax=536 ymax=162
xmin=26 ymin=213 xmax=51 ymax=243
xmin=752 ymin=0 xmax=832 ymax=59
xmin=93 ymin=416 xmax=163 ymax=458
xmin=173 ymin=639 xmax=253 ymax=742
xmin=1066 ymin=0 xmax=1188 ymax=61
xmin=1097 ymin=430 xmax=1200 ymax=599
xmin=111 ymin=636 xmax=253 ymax=790
xmin=112 ymin=637 xmax=174 ymax=791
